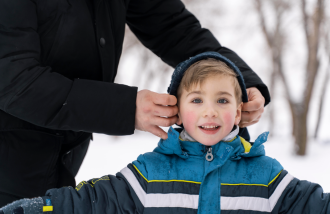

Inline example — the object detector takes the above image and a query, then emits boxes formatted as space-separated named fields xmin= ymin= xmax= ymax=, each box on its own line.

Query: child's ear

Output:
xmin=234 ymin=102 xmax=243 ymax=125
xmin=177 ymin=112 xmax=182 ymax=125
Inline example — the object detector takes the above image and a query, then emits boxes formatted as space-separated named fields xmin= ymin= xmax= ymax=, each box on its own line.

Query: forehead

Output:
xmin=187 ymin=74 xmax=236 ymax=92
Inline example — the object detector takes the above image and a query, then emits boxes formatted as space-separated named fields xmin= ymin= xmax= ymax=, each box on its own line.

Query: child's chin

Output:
xmin=199 ymin=140 xmax=219 ymax=146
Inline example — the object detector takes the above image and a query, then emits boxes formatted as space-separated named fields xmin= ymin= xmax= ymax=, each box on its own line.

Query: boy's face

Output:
xmin=177 ymin=74 xmax=242 ymax=146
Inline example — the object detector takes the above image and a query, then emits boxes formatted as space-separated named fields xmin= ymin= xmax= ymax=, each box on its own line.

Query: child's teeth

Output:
xmin=202 ymin=126 xmax=218 ymax=129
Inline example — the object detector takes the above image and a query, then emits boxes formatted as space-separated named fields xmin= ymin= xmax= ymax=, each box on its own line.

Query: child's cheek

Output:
xmin=223 ymin=112 xmax=235 ymax=131
xmin=182 ymin=111 xmax=197 ymax=133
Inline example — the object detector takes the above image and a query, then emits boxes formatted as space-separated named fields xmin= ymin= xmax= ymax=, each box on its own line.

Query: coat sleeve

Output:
xmin=0 ymin=0 xmax=137 ymax=135
xmin=45 ymin=173 xmax=144 ymax=214
xmin=126 ymin=0 xmax=270 ymax=106
xmin=270 ymin=170 xmax=330 ymax=214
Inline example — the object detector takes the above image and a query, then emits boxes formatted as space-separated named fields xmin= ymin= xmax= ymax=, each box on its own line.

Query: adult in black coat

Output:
xmin=0 ymin=0 xmax=270 ymax=206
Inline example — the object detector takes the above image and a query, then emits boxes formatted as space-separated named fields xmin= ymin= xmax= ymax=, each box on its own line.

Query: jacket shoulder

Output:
xmin=132 ymin=151 xmax=203 ymax=183
xmin=249 ymin=156 xmax=284 ymax=186
xmin=221 ymin=155 xmax=283 ymax=186
xmin=268 ymin=157 xmax=283 ymax=184
xmin=132 ymin=152 xmax=173 ymax=181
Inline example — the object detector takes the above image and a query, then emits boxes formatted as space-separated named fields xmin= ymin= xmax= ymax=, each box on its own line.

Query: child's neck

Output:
xmin=179 ymin=125 xmax=239 ymax=143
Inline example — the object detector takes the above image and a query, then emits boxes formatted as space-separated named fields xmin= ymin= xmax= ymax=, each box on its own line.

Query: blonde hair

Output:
xmin=177 ymin=58 xmax=242 ymax=105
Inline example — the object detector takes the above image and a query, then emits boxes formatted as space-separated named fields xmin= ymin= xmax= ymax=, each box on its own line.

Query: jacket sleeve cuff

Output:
xmin=51 ymin=79 xmax=138 ymax=135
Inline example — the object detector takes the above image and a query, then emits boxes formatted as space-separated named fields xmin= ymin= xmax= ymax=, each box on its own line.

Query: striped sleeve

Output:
xmin=45 ymin=172 xmax=143 ymax=214
xmin=220 ymin=170 xmax=294 ymax=214
xmin=120 ymin=164 xmax=199 ymax=214
xmin=271 ymin=171 xmax=330 ymax=214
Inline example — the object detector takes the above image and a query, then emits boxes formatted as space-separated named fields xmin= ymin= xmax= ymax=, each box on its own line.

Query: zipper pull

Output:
xmin=205 ymin=147 xmax=213 ymax=161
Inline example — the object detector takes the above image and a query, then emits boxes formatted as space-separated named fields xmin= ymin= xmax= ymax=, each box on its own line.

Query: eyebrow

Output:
xmin=216 ymin=91 xmax=233 ymax=97
xmin=186 ymin=91 xmax=201 ymax=97
xmin=186 ymin=91 xmax=233 ymax=97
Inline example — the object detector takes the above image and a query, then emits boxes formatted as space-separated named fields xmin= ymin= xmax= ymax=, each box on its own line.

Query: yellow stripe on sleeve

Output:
xmin=43 ymin=206 xmax=53 ymax=212
xmin=267 ymin=170 xmax=283 ymax=186
xmin=133 ymin=164 xmax=149 ymax=182
xmin=133 ymin=165 xmax=201 ymax=184
xmin=221 ymin=171 xmax=283 ymax=187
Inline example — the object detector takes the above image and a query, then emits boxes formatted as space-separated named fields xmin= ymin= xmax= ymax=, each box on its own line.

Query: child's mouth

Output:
xmin=199 ymin=125 xmax=219 ymax=130
xmin=199 ymin=126 xmax=220 ymax=134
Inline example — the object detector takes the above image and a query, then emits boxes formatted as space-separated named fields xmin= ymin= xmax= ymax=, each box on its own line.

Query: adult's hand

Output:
xmin=239 ymin=87 xmax=265 ymax=128
xmin=135 ymin=90 xmax=178 ymax=139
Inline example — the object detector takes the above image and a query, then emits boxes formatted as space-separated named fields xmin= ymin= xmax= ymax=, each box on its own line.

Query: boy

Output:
xmin=1 ymin=52 xmax=329 ymax=214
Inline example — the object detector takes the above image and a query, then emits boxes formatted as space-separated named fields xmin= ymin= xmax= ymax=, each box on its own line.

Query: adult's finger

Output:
xmin=239 ymin=120 xmax=259 ymax=128
xmin=152 ymin=115 xmax=178 ymax=127
xmin=153 ymin=105 xmax=178 ymax=117
xmin=240 ymin=111 xmax=262 ymax=126
xmin=147 ymin=125 xmax=169 ymax=140
xmin=241 ymin=99 xmax=264 ymax=112
xmin=241 ymin=110 xmax=260 ymax=124
xmin=152 ymin=93 xmax=177 ymax=106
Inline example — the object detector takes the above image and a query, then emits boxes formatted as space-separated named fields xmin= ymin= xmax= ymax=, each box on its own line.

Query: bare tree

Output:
xmin=254 ymin=0 xmax=289 ymax=137
xmin=314 ymin=27 xmax=330 ymax=139
xmin=255 ymin=0 xmax=326 ymax=155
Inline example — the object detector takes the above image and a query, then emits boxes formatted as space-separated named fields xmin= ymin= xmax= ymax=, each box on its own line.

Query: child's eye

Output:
xmin=192 ymin=98 xmax=202 ymax=103
xmin=218 ymin=99 xmax=228 ymax=104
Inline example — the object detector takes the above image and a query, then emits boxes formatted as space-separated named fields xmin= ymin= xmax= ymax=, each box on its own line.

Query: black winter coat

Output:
xmin=0 ymin=0 xmax=270 ymax=205
xmin=0 ymin=0 xmax=270 ymax=135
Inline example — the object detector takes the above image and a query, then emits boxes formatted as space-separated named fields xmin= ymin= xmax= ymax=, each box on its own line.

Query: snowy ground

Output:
xmin=76 ymin=127 xmax=330 ymax=192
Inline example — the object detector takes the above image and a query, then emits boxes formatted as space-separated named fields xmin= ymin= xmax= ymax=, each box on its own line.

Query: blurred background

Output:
xmin=77 ymin=0 xmax=330 ymax=191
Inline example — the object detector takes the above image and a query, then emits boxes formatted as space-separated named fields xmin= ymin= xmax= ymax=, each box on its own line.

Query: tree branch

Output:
xmin=254 ymin=0 xmax=273 ymax=47
xmin=303 ymin=0 xmax=324 ymax=113
xmin=314 ymin=20 xmax=330 ymax=138
xmin=301 ymin=0 xmax=310 ymax=50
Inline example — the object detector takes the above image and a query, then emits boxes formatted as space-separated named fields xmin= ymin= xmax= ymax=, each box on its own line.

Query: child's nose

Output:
xmin=203 ymin=105 xmax=218 ymax=118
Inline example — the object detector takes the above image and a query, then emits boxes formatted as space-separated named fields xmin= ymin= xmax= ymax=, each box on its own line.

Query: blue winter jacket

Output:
xmin=9 ymin=127 xmax=329 ymax=214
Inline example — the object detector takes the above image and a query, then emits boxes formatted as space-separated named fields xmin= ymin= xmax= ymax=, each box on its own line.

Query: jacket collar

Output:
xmin=153 ymin=127 xmax=268 ymax=160
xmin=179 ymin=125 xmax=239 ymax=142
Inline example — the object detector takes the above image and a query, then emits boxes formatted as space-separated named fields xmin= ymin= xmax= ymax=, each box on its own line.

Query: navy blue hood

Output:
xmin=167 ymin=51 xmax=248 ymax=103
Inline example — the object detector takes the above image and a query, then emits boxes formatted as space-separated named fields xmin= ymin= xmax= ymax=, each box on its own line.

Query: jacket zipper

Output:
xmin=205 ymin=146 xmax=213 ymax=161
